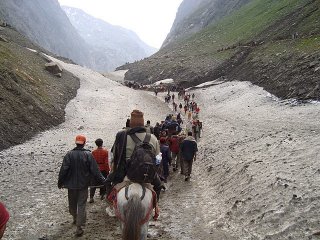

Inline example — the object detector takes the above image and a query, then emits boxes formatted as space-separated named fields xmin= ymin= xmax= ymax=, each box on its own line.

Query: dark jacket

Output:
xmin=180 ymin=136 xmax=198 ymax=161
xmin=109 ymin=127 xmax=163 ymax=192
xmin=153 ymin=125 xmax=161 ymax=139
xmin=58 ymin=147 xmax=105 ymax=189
xmin=160 ymin=144 xmax=171 ymax=164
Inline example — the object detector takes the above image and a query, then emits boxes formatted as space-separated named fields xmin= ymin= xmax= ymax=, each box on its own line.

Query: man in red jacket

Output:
xmin=89 ymin=138 xmax=110 ymax=203
xmin=168 ymin=134 xmax=180 ymax=171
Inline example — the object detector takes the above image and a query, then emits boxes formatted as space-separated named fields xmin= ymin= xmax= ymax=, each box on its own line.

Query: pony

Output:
xmin=115 ymin=183 xmax=156 ymax=240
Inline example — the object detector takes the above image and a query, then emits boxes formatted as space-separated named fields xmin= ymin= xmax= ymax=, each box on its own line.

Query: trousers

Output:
xmin=68 ymin=188 xmax=88 ymax=227
xmin=90 ymin=171 xmax=108 ymax=198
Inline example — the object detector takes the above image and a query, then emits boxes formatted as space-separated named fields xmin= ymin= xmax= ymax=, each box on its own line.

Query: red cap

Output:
xmin=0 ymin=202 xmax=9 ymax=229
xmin=75 ymin=135 xmax=86 ymax=145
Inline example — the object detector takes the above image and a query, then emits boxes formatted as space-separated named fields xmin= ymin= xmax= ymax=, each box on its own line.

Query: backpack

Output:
xmin=126 ymin=133 xmax=157 ymax=183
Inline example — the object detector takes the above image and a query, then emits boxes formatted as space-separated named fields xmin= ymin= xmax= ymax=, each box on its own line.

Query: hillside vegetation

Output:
xmin=0 ymin=26 xmax=79 ymax=150
xmin=118 ymin=0 xmax=320 ymax=100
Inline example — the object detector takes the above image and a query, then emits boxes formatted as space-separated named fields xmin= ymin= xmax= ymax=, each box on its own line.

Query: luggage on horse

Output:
xmin=126 ymin=133 xmax=157 ymax=183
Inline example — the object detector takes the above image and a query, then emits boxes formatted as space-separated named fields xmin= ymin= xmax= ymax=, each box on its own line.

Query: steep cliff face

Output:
xmin=0 ymin=0 xmax=92 ymax=68
xmin=62 ymin=7 xmax=156 ymax=72
xmin=163 ymin=0 xmax=250 ymax=47
xmin=118 ymin=0 xmax=320 ymax=100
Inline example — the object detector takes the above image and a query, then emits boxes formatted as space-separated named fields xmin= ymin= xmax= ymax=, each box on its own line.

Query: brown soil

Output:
xmin=0 ymin=26 xmax=79 ymax=150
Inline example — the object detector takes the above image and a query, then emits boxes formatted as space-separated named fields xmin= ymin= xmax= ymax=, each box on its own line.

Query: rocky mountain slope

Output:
xmin=162 ymin=0 xmax=250 ymax=47
xmin=0 ymin=25 xmax=79 ymax=151
xmin=118 ymin=0 xmax=320 ymax=100
xmin=62 ymin=6 xmax=156 ymax=72
xmin=0 ymin=0 xmax=91 ymax=68
xmin=0 ymin=0 xmax=156 ymax=72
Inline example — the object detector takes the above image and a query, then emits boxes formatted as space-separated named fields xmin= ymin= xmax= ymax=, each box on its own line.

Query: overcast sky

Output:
xmin=58 ymin=0 xmax=183 ymax=49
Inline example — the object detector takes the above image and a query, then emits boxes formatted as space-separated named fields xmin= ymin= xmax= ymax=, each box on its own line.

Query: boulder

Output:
xmin=45 ymin=62 xmax=63 ymax=75
xmin=0 ymin=35 xmax=8 ymax=42
xmin=0 ymin=19 xmax=7 ymax=27
xmin=54 ymin=73 xmax=62 ymax=78
xmin=39 ymin=52 xmax=52 ymax=63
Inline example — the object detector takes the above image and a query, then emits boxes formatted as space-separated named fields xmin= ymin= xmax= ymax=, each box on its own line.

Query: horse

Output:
xmin=115 ymin=182 xmax=156 ymax=240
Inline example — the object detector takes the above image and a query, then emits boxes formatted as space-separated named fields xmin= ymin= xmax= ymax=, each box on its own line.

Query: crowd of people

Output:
xmin=0 ymin=90 xmax=202 ymax=238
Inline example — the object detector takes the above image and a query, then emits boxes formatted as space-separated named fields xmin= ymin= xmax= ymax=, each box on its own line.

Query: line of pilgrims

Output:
xmin=57 ymin=91 xmax=201 ymax=236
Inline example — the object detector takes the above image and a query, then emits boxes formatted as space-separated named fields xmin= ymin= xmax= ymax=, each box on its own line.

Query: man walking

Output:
xmin=180 ymin=132 xmax=198 ymax=181
xmin=168 ymin=134 xmax=180 ymax=171
xmin=58 ymin=135 xmax=106 ymax=237
xmin=160 ymin=137 xmax=171 ymax=182
xmin=89 ymin=138 xmax=110 ymax=203
xmin=145 ymin=120 xmax=154 ymax=134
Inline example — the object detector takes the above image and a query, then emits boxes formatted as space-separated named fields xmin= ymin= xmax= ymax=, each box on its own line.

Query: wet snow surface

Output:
xmin=1 ymin=60 xmax=320 ymax=240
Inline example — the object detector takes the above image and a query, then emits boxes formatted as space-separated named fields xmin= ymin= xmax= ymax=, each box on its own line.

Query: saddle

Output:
xmin=107 ymin=179 xmax=159 ymax=222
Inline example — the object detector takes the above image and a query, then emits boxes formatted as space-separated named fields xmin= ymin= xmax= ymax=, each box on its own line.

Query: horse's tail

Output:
xmin=122 ymin=194 xmax=144 ymax=240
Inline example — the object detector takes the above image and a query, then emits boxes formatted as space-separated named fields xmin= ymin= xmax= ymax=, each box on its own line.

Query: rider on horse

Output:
xmin=105 ymin=109 xmax=164 ymax=201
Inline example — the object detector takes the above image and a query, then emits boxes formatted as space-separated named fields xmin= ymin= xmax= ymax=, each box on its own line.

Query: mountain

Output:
xmin=0 ymin=0 xmax=157 ymax=72
xmin=62 ymin=6 xmax=157 ymax=72
xmin=0 ymin=0 xmax=92 ymax=68
xmin=118 ymin=0 xmax=320 ymax=100
xmin=163 ymin=0 xmax=250 ymax=47
xmin=0 ymin=24 xmax=79 ymax=150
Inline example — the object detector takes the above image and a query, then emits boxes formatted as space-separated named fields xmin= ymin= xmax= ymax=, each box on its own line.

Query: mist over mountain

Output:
xmin=0 ymin=0 xmax=91 ymax=68
xmin=62 ymin=6 xmax=157 ymax=72
xmin=0 ymin=0 xmax=156 ymax=72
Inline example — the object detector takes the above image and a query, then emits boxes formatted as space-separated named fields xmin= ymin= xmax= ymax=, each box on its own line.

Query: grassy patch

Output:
xmin=295 ymin=35 xmax=320 ymax=51
xmin=182 ymin=0 xmax=307 ymax=52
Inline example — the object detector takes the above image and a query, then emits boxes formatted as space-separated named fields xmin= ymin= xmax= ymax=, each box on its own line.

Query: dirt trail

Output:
xmin=0 ymin=61 xmax=232 ymax=240
xmin=1 ymin=61 xmax=320 ymax=240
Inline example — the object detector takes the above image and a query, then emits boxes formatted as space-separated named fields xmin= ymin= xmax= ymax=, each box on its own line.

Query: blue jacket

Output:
xmin=160 ymin=144 xmax=171 ymax=164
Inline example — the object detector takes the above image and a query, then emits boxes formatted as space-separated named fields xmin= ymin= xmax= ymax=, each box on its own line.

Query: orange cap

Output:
xmin=75 ymin=135 xmax=86 ymax=145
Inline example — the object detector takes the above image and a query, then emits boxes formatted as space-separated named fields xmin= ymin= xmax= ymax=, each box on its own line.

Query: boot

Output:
xmin=75 ymin=226 xmax=84 ymax=237
xmin=72 ymin=215 xmax=77 ymax=225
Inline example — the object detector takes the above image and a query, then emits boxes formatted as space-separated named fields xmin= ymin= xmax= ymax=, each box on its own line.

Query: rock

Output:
xmin=54 ymin=73 xmax=62 ymax=78
xmin=0 ymin=19 xmax=7 ymax=27
xmin=309 ymin=61 xmax=318 ymax=68
xmin=298 ymin=89 xmax=307 ymax=95
xmin=315 ymin=66 xmax=320 ymax=72
xmin=0 ymin=35 xmax=8 ymax=42
xmin=45 ymin=62 xmax=63 ymax=75
xmin=0 ymin=26 xmax=4 ymax=31
xmin=39 ymin=52 xmax=52 ymax=63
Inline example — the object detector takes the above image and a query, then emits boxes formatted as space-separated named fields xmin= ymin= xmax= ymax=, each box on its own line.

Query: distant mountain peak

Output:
xmin=62 ymin=6 xmax=157 ymax=71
